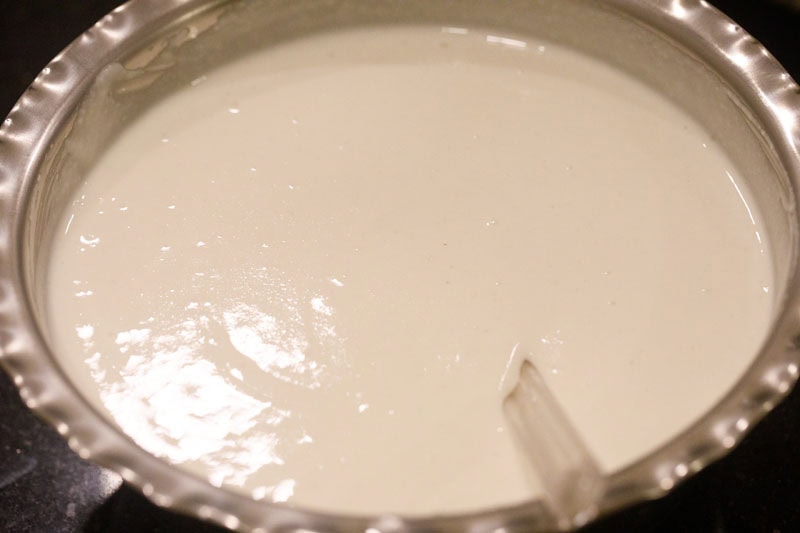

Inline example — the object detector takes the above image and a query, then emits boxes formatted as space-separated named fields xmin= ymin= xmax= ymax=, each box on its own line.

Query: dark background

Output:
xmin=1 ymin=1 xmax=799 ymax=531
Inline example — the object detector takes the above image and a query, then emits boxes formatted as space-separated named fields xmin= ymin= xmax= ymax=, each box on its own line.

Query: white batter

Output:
xmin=46 ymin=26 xmax=772 ymax=515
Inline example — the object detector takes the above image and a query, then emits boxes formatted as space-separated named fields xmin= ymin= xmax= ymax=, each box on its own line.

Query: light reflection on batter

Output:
xmin=77 ymin=265 xmax=345 ymax=495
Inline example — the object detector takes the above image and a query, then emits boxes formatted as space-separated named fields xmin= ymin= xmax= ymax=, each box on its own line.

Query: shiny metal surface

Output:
xmin=1 ymin=1 xmax=799 ymax=531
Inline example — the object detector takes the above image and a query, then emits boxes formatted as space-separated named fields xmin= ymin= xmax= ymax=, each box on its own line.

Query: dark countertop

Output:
xmin=1 ymin=1 xmax=799 ymax=531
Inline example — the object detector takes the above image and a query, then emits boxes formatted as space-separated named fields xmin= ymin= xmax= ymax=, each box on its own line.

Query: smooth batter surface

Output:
xmin=47 ymin=26 xmax=773 ymax=515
